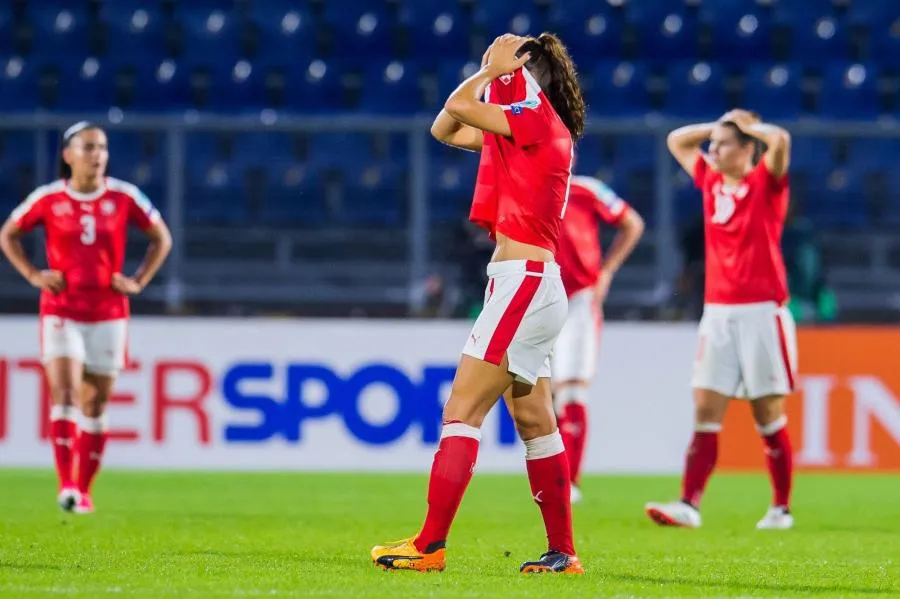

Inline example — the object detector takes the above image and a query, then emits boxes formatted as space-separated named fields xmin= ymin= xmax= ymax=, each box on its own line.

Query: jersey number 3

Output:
xmin=79 ymin=214 xmax=96 ymax=245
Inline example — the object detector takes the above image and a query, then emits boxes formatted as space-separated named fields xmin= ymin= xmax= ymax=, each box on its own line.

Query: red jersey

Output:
xmin=11 ymin=177 xmax=161 ymax=322
xmin=469 ymin=67 xmax=574 ymax=254
xmin=694 ymin=156 xmax=790 ymax=305
xmin=556 ymin=176 xmax=630 ymax=296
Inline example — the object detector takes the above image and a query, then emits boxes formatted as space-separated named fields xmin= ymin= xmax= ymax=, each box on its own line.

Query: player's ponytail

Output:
xmin=518 ymin=33 xmax=586 ymax=141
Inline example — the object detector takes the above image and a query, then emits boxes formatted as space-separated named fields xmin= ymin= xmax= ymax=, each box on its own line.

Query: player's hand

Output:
xmin=111 ymin=273 xmax=143 ymax=295
xmin=484 ymin=34 xmax=531 ymax=76
xmin=28 ymin=270 xmax=65 ymax=294
xmin=721 ymin=109 xmax=759 ymax=130
xmin=594 ymin=271 xmax=613 ymax=303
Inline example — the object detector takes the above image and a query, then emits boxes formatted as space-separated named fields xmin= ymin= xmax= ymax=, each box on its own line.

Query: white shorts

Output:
xmin=551 ymin=287 xmax=602 ymax=382
xmin=462 ymin=260 xmax=568 ymax=385
xmin=41 ymin=316 xmax=128 ymax=376
xmin=692 ymin=302 xmax=798 ymax=400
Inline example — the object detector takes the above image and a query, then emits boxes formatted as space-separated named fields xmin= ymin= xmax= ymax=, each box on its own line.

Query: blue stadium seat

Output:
xmin=664 ymin=62 xmax=727 ymax=117
xmin=702 ymin=2 xmax=773 ymax=63
xmin=473 ymin=2 xmax=543 ymax=39
xmin=321 ymin=1 xmax=395 ymax=59
xmin=126 ymin=59 xmax=193 ymax=112
xmin=27 ymin=3 xmax=91 ymax=58
xmin=614 ymin=136 xmax=656 ymax=172
xmin=247 ymin=3 xmax=316 ymax=62
xmin=742 ymin=63 xmax=803 ymax=120
xmin=399 ymin=4 xmax=471 ymax=59
xmin=101 ymin=3 xmax=167 ymax=62
xmin=0 ymin=9 xmax=12 ymax=54
xmin=340 ymin=163 xmax=405 ymax=225
xmin=548 ymin=2 xmax=621 ymax=64
xmin=358 ymin=61 xmax=422 ymax=114
xmin=185 ymin=160 xmax=248 ymax=224
xmin=181 ymin=55 xmax=267 ymax=111
xmin=803 ymin=170 xmax=868 ymax=228
xmin=846 ymin=139 xmax=897 ymax=173
xmin=585 ymin=61 xmax=650 ymax=117
xmin=775 ymin=7 xmax=847 ymax=65
xmin=260 ymin=163 xmax=327 ymax=225
xmin=306 ymin=132 xmax=371 ymax=170
xmin=627 ymin=2 xmax=699 ymax=59
xmin=282 ymin=59 xmax=345 ymax=113
xmin=818 ymin=63 xmax=881 ymax=119
xmin=232 ymin=133 xmax=295 ymax=168
xmin=0 ymin=57 xmax=38 ymax=111
xmin=40 ymin=57 xmax=114 ymax=111
xmin=177 ymin=8 xmax=241 ymax=61
xmin=435 ymin=60 xmax=479 ymax=107
xmin=788 ymin=136 xmax=836 ymax=177
xmin=851 ymin=3 xmax=900 ymax=68
xmin=430 ymin=156 xmax=478 ymax=222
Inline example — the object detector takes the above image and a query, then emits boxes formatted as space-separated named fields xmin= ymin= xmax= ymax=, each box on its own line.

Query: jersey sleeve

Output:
xmin=692 ymin=154 xmax=710 ymax=189
xmin=126 ymin=189 xmax=161 ymax=231
xmin=758 ymin=159 xmax=789 ymax=194
xmin=501 ymin=100 xmax=546 ymax=147
xmin=10 ymin=189 xmax=47 ymax=232
xmin=575 ymin=177 xmax=629 ymax=225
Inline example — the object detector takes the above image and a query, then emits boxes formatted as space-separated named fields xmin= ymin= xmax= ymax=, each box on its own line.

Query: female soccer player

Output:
xmin=0 ymin=122 xmax=172 ymax=514
xmin=552 ymin=175 xmax=644 ymax=503
xmin=645 ymin=109 xmax=796 ymax=530
xmin=372 ymin=33 xmax=586 ymax=574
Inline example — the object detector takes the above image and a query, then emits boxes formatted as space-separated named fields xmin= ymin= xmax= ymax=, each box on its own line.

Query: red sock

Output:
xmin=680 ymin=428 xmax=720 ymax=507
xmin=414 ymin=421 xmax=480 ymax=553
xmin=76 ymin=416 xmax=108 ymax=495
xmin=49 ymin=405 xmax=78 ymax=487
xmin=761 ymin=419 xmax=793 ymax=508
xmin=525 ymin=431 xmax=576 ymax=556
xmin=558 ymin=402 xmax=588 ymax=486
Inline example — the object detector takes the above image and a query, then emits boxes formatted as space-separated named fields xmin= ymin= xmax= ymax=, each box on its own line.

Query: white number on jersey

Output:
xmin=711 ymin=192 xmax=736 ymax=225
xmin=79 ymin=214 xmax=96 ymax=245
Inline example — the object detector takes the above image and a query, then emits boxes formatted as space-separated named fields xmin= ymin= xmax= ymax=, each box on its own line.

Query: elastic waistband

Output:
xmin=486 ymin=259 xmax=560 ymax=278
xmin=704 ymin=301 xmax=785 ymax=315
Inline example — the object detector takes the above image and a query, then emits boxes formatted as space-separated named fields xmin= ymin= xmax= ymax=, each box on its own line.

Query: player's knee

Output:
xmin=751 ymin=395 xmax=785 ymax=427
xmin=442 ymin=396 xmax=488 ymax=429
xmin=80 ymin=394 xmax=109 ymax=419
xmin=51 ymin=385 xmax=79 ymax=406
xmin=513 ymin=405 xmax=556 ymax=441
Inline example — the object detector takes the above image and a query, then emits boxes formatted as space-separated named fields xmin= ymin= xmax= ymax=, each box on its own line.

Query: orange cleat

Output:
xmin=371 ymin=537 xmax=446 ymax=572
xmin=520 ymin=551 xmax=585 ymax=574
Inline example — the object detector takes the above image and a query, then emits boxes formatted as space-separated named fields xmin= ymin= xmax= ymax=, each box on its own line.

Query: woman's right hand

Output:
xmin=28 ymin=269 xmax=65 ymax=293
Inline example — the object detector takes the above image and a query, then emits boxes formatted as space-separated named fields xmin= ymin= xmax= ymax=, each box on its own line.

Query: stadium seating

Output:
xmin=1 ymin=0 xmax=898 ymax=228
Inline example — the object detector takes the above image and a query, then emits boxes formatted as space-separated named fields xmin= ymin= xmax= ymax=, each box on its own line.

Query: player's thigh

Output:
xmin=82 ymin=319 xmax=128 ymax=377
xmin=551 ymin=289 xmax=598 ymax=385
xmin=693 ymin=387 xmax=731 ymax=424
xmin=444 ymin=354 xmax=513 ymax=427
xmin=41 ymin=315 xmax=87 ymax=366
xmin=44 ymin=357 xmax=84 ymax=404
xmin=509 ymin=377 xmax=556 ymax=441
xmin=737 ymin=306 xmax=796 ymax=400
xmin=692 ymin=307 xmax=742 ymax=398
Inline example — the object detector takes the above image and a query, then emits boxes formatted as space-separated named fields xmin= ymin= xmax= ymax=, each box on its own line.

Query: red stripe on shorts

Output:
xmin=775 ymin=313 xmax=795 ymax=391
xmin=483 ymin=262 xmax=544 ymax=365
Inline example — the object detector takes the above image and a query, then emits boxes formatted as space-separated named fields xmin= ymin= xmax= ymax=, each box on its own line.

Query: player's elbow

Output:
xmin=625 ymin=211 xmax=646 ymax=238
xmin=444 ymin=97 xmax=473 ymax=123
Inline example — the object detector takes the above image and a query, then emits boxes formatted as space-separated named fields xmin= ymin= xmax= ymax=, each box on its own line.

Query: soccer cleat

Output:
xmin=645 ymin=500 xmax=702 ymax=528
xmin=757 ymin=506 xmax=794 ymax=530
xmin=520 ymin=551 xmax=585 ymax=574
xmin=371 ymin=537 xmax=445 ymax=572
xmin=570 ymin=484 xmax=583 ymax=504
xmin=74 ymin=494 xmax=95 ymax=515
xmin=57 ymin=483 xmax=80 ymax=512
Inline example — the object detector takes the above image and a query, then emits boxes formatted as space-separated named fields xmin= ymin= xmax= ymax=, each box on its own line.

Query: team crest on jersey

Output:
xmin=51 ymin=201 xmax=73 ymax=216
xmin=499 ymin=73 xmax=513 ymax=84
xmin=710 ymin=182 xmax=749 ymax=225
xmin=101 ymin=199 xmax=116 ymax=215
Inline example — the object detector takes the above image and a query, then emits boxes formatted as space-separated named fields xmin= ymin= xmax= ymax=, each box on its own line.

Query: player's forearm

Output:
xmin=742 ymin=122 xmax=791 ymax=150
xmin=444 ymin=68 xmax=494 ymax=121
xmin=132 ymin=229 xmax=172 ymax=289
xmin=604 ymin=213 xmax=645 ymax=274
xmin=667 ymin=123 xmax=716 ymax=153
xmin=431 ymin=109 xmax=464 ymax=141
xmin=0 ymin=228 xmax=39 ymax=282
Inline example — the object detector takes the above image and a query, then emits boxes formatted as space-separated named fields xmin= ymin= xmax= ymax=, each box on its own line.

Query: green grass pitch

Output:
xmin=0 ymin=470 xmax=897 ymax=598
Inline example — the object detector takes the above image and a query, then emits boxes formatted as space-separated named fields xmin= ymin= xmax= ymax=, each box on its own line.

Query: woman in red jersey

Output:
xmin=0 ymin=122 xmax=172 ymax=514
xmin=552 ymin=175 xmax=644 ymax=504
xmin=372 ymin=33 xmax=587 ymax=574
xmin=645 ymin=109 xmax=797 ymax=530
